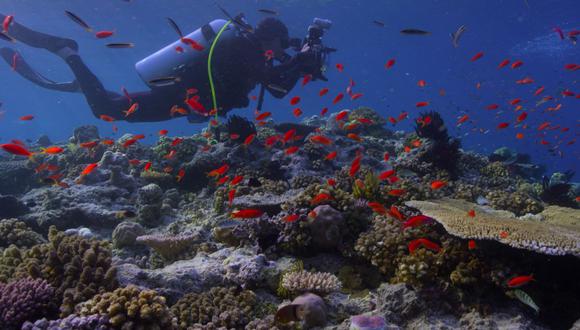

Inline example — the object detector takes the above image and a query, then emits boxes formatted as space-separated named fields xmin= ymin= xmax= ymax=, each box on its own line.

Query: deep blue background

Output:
xmin=0 ymin=0 xmax=578 ymax=178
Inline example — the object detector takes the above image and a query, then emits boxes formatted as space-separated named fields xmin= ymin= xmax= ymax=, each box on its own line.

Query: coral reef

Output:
xmin=78 ymin=285 xmax=175 ymax=329
xmin=112 ymin=221 xmax=146 ymax=249
xmin=170 ymin=286 xmax=256 ymax=329
xmin=22 ymin=314 xmax=111 ymax=330
xmin=136 ymin=233 xmax=200 ymax=261
xmin=281 ymin=270 xmax=342 ymax=295
xmin=0 ymin=218 xmax=45 ymax=248
xmin=0 ymin=277 xmax=57 ymax=329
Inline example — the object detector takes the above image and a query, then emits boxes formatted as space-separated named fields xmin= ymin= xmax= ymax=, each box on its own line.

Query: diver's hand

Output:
xmin=295 ymin=49 xmax=320 ymax=75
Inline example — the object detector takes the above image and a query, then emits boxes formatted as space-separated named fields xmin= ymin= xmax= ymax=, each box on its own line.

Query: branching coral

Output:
xmin=280 ymin=270 xmax=342 ymax=295
xmin=405 ymin=198 xmax=580 ymax=257
xmin=170 ymin=286 xmax=256 ymax=329
xmin=0 ymin=277 xmax=57 ymax=329
xmin=486 ymin=190 xmax=543 ymax=216
xmin=78 ymin=285 xmax=175 ymax=329
xmin=0 ymin=219 xmax=45 ymax=248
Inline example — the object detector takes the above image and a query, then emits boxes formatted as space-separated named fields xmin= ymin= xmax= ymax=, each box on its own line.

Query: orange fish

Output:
xmin=415 ymin=101 xmax=429 ymax=108
xmin=332 ymin=93 xmax=344 ymax=104
xmin=561 ymin=89 xmax=575 ymax=97
xmin=81 ymin=163 xmax=98 ymax=176
xmin=283 ymin=214 xmax=300 ymax=223
xmin=457 ymin=114 xmax=469 ymax=125
xmin=99 ymin=115 xmax=115 ymax=122
xmin=408 ymin=238 xmax=441 ymax=254
xmin=516 ymin=133 xmax=524 ymax=140
xmin=430 ymin=180 xmax=447 ymax=190
xmin=208 ymin=164 xmax=229 ymax=177
xmin=403 ymin=215 xmax=433 ymax=229
xmin=95 ymin=30 xmax=114 ymax=39
xmin=230 ymin=175 xmax=243 ymax=186
xmin=537 ymin=122 xmax=550 ymax=130
xmin=171 ymin=137 xmax=184 ymax=146
xmin=497 ymin=122 xmax=509 ymax=129
xmin=336 ymin=110 xmax=349 ymax=121
xmin=388 ymin=189 xmax=405 ymax=196
xmin=42 ymin=146 xmax=64 ymax=154
xmin=231 ymin=209 xmax=264 ymax=219
xmin=255 ymin=111 xmax=271 ymax=121
xmin=470 ymin=51 xmax=484 ymax=62
xmin=497 ymin=59 xmax=510 ymax=69
xmin=509 ymin=98 xmax=522 ymax=105
xmin=411 ymin=139 xmax=422 ymax=148
xmin=507 ymin=275 xmax=534 ymax=288
xmin=244 ymin=134 xmax=256 ymax=146
xmin=350 ymin=93 xmax=363 ymax=100
xmin=336 ymin=63 xmax=344 ymax=72
xmin=533 ymin=86 xmax=545 ymax=96
xmin=320 ymin=107 xmax=329 ymax=116
xmin=347 ymin=133 xmax=362 ymax=142
xmin=325 ymin=151 xmax=338 ymax=160
xmin=170 ymin=105 xmax=189 ymax=117
xmin=230 ymin=133 xmax=240 ymax=140
xmin=308 ymin=210 xmax=318 ymax=219
xmin=228 ymin=189 xmax=236 ymax=207
xmin=388 ymin=205 xmax=404 ymax=221
xmin=0 ymin=143 xmax=33 ymax=157
xmin=403 ymin=146 xmax=411 ymax=153
xmin=310 ymin=135 xmax=333 ymax=145
xmin=385 ymin=58 xmax=395 ymax=69
xmin=379 ymin=170 xmax=395 ymax=181
xmin=468 ymin=240 xmax=476 ymax=250
xmin=290 ymin=96 xmax=301 ymax=105
xmin=176 ymin=168 xmax=186 ymax=182
xmin=123 ymin=103 xmax=139 ymax=117
xmin=292 ymin=108 xmax=303 ymax=117
xmin=516 ymin=112 xmax=527 ymax=122
xmin=159 ymin=129 xmax=168 ymax=136
xmin=20 ymin=115 xmax=34 ymax=121
xmin=499 ymin=230 xmax=509 ymax=239
xmin=417 ymin=80 xmax=426 ymax=87
xmin=80 ymin=141 xmax=99 ymax=149
xmin=310 ymin=193 xmax=334 ymax=205
xmin=123 ymin=138 xmax=138 ymax=148
xmin=285 ymin=146 xmax=299 ymax=155
xmin=264 ymin=135 xmax=280 ymax=148
xmin=516 ymin=77 xmax=534 ymax=85
xmin=511 ymin=60 xmax=523 ymax=69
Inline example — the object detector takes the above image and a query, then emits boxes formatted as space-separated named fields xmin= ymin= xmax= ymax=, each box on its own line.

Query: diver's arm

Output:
xmin=264 ymin=59 xmax=302 ymax=98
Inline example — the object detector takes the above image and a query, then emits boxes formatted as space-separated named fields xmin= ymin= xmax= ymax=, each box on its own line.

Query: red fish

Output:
xmin=311 ymin=193 xmax=334 ymax=205
xmin=99 ymin=115 xmax=115 ymax=122
xmin=285 ymin=146 xmax=299 ymax=155
xmin=388 ymin=116 xmax=397 ymax=125
xmin=516 ymin=133 xmax=524 ymax=140
xmin=408 ymin=238 xmax=441 ymax=254
xmin=0 ymin=143 xmax=33 ymax=157
xmin=468 ymin=240 xmax=476 ymax=250
xmin=175 ymin=46 xmax=184 ymax=53
xmin=332 ymin=93 xmax=344 ymax=104
xmin=302 ymin=74 xmax=312 ymax=86
xmin=327 ymin=178 xmax=336 ymax=186
xmin=244 ymin=134 xmax=256 ymax=146
xmin=2 ymin=15 xmax=13 ymax=33
xmin=430 ymin=180 xmax=447 ymax=190
xmin=561 ymin=90 xmax=575 ymax=97
xmin=350 ymin=93 xmax=363 ymax=100
xmin=509 ymin=98 xmax=521 ymax=105
xmin=457 ymin=114 xmax=469 ymax=126
xmin=385 ymin=58 xmax=395 ymax=69
xmin=80 ymin=141 xmax=99 ymax=148
xmin=516 ymin=77 xmax=534 ymax=85
xmin=264 ymin=135 xmax=280 ymax=148
xmin=467 ymin=209 xmax=476 ymax=217
xmin=349 ymin=155 xmax=362 ymax=177
xmin=95 ymin=30 xmax=114 ymax=39
xmin=310 ymin=135 xmax=333 ymax=145
xmin=80 ymin=163 xmax=98 ymax=176
xmin=208 ymin=164 xmax=229 ymax=177
xmin=283 ymin=214 xmax=300 ymax=223
xmin=123 ymin=138 xmax=138 ymax=148
xmin=42 ymin=146 xmax=64 ymax=154
xmin=403 ymin=215 xmax=433 ymax=229
xmin=325 ymin=151 xmax=337 ymax=160
xmin=486 ymin=104 xmax=499 ymax=110
xmin=516 ymin=112 xmax=527 ymax=122
xmin=176 ymin=168 xmax=186 ymax=182
xmin=511 ymin=60 xmax=523 ymax=69
xmin=415 ymin=101 xmax=429 ymax=108
xmin=553 ymin=26 xmax=564 ymax=40
xmin=290 ymin=96 xmax=301 ymax=105
xmin=507 ymin=275 xmax=534 ymax=288
xmin=497 ymin=122 xmax=509 ymax=129
xmin=231 ymin=209 xmax=265 ymax=219
xmin=19 ymin=115 xmax=34 ymax=121
xmin=336 ymin=110 xmax=349 ymax=121
xmin=255 ymin=111 xmax=271 ymax=121
xmin=143 ymin=162 xmax=152 ymax=172
xmin=228 ymin=189 xmax=236 ymax=207
xmin=379 ymin=170 xmax=395 ymax=181
xmin=128 ymin=159 xmax=141 ymax=166
xmin=537 ymin=122 xmax=550 ymax=130
xmin=171 ymin=137 xmax=183 ymax=146
xmin=336 ymin=63 xmax=344 ymax=72
xmin=564 ymin=63 xmax=579 ymax=71
xmin=292 ymin=108 xmax=303 ymax=117
xmin=102 ymin=139 xmax=115 ymax=146
xmin=500 ymin=230 xmax=509 ymax=238
xmin=283 ymin=129 xmax=296 ymax=144
xmin=534 ymin=86 xmax=545 ymax=96
xmin=470 ymin=51 xmax=484 ymax=62
xmin=230 ymin=175 xmax=243 ymax=186
xmin=319 ymin=88 xmax=329 ymax=97
xmin=498 ymin=59 xmax=510 ymax=69
xmin=398 ymin=112 xmax=409 ymax=121
xmin=388 ymin=205 xmax=404 ymax=221
xmin=123 ymin=103 xmax=139 ymax=117
xmin=388 ymin=189 xmax=405 ymax=196
xmin=159 ymin=129 xmax=168 ymax=136
xmin=417 ymin=80 xmax=426 ymax=87
xmin=347 ymin=133 xmax=362 ymax=142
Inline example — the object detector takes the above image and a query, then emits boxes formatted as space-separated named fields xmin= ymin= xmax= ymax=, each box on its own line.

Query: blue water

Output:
xmin=0 ymin=0 xmax=578 ymax=178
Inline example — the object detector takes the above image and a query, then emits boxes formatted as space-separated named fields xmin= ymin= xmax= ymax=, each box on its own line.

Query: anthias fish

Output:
xmin=400 ymin=28 xmax=431 ymax=35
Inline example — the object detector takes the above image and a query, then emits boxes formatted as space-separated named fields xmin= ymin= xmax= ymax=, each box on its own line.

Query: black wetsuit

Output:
xmin=62 ymin=28 xmax=302 ymax=123
xmin=1 ymin=14 xmax=304 ymax=123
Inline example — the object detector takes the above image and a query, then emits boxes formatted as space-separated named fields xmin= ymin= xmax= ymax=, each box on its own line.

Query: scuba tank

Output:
xmin=135 ymin=19 xmax=236 ymax=89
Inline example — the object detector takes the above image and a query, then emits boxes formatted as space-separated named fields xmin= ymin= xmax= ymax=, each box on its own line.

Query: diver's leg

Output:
xmin=0 ymin=13 xmax=78 ymax=53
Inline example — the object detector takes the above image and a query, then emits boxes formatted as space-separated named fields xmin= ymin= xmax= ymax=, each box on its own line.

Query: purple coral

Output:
xmin=21 ymin=314 xmax=111 ymax=330
xmin=0 ymin=278 xmax=57 ymax=329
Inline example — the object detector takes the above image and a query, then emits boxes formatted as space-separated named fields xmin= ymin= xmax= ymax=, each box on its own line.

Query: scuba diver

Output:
xmin=0 ymin=11 xmax=335 ymax=123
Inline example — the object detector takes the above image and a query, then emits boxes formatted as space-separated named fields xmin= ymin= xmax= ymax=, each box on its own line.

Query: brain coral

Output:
xmin=405 ymin=198 xmax=580 ymax=257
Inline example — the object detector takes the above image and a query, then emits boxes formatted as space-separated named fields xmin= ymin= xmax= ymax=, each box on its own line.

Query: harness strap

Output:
xmin=207 ymin=20 xmax=233 ymax=122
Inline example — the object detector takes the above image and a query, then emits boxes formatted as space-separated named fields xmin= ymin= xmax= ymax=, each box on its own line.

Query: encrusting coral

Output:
xmin=281 ymin=270 xmax=342 ymax=295
xmin=170 ymin=286 xmax=257 ymax=329
xmin=136 ymin=233 xmax=200 ymax=261
xmin=405 ymin=198 xmax=580 ymax=257
xmin=78 ymin=285 xmax=175 ymax=329
xmin=0 ymin=219 xmax=45 ymax=248
xmin=0 ymin=277 xmax=58 ymax=329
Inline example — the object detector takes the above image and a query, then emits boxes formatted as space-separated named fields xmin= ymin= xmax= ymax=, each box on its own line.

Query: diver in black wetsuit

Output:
xmin=0 ymin=14 xmax=333 ymax=123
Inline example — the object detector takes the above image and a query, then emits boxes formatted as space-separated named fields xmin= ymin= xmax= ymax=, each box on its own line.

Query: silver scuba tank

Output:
xmin=135 ymin=19 xmax=235 ymax=89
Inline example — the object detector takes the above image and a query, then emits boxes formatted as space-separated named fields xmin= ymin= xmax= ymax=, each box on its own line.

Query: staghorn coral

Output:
xmin=170 ymin=286 xmax=256 ymax=329
xmin=405 ymin=198 xmax=580 ymax=257
xmin=13 ymin=226 xmax=117 ymax=316
xmin=78 ymin=285 xmax=175 ymax=329
xmin=486 ymin=190 xmax=544 ymax=216
xmin=136 ymin=233 xmax=201 ymax=261
xmin=0 ymin=219 xmax=45 ymax=248
xmin=277 ymin=259 xmax=304 ymax=298
xmin=280 ymin=270 xmax=342 ymax=295
xmin=0 ymin=277 xmax=58 ymax=329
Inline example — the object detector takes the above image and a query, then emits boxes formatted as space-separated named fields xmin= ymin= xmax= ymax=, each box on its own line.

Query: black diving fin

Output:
xmin=0 ymin=47 xmax=81 ymax=93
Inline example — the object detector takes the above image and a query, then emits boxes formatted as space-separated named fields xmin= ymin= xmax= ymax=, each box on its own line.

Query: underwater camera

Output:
xmin=289 ymin=17 xmax=337 ymax=81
